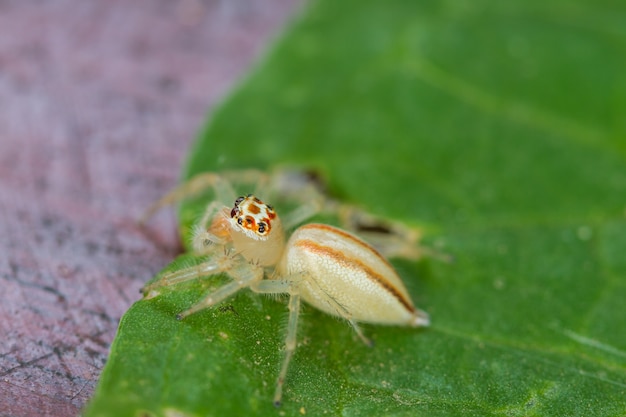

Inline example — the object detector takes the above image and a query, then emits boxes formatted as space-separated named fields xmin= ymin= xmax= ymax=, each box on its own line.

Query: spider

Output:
xmin=141 ymin=169 xmax=430 ymax=406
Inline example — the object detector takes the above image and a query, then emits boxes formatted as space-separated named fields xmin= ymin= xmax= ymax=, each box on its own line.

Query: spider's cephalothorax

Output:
xmin=226 ymin=194 xmax=285 ymax=266
xmin=142 ymin=170 xmax=431 ymax=406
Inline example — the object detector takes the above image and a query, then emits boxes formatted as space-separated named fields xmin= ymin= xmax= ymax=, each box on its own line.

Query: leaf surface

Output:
xmin=85 ymin=0 xmax=626 ymax=416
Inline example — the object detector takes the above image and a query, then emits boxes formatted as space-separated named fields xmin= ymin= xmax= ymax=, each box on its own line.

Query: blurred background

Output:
xmin=0 ymin=1 xmax=299 ymax=415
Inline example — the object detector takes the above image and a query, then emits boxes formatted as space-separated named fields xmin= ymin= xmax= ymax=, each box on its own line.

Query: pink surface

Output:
xmin=0 ymin=1 xmax=299 ymax=415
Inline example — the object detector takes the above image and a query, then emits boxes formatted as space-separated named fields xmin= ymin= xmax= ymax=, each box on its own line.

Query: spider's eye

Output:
xmin=258 ymin=222 xmax=266 ymax=234
xmin=234 ymin=196 xmax=245 ymax=205
xmin=237 ymin=217 xmax=243 ymax=225
xmin=230 ymin=207 xmax=238 ymax=218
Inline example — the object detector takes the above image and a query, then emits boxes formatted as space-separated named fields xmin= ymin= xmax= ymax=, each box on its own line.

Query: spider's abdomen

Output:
xmin=280 ymin=224 xmax=429 ymax=327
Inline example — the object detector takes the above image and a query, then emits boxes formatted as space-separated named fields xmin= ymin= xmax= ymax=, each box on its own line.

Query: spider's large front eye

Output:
xmin=258 ymin=222 xmax=267 ymax=234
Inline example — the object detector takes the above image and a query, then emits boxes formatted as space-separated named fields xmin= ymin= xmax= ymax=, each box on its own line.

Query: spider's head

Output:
xmin=229 ymin=194 xmax=277 ymax=241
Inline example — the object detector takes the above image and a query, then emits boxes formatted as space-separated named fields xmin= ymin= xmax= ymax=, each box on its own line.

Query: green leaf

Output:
xmin=85 ymin=0 xmax=626 ymax=416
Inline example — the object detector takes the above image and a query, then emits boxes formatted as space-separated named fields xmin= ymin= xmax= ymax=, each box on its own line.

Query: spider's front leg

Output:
xmin=176 ymin=257 xmax=264 ymax=319
xmin=141 ymin=249 xmax=264 ymax=308
xmin=139 ymin=171 xmax=239 ymax=225
xmin=141 ymin=249 xmax=234 ymax=298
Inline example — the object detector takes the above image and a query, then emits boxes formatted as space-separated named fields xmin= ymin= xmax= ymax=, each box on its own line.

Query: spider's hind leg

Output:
xmin=268 ymin=169 xmax=436 ymax=261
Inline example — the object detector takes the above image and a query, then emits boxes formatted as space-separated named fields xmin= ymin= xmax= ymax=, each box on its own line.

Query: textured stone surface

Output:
xmin=0 ymin=1 xmax=298 ymax=415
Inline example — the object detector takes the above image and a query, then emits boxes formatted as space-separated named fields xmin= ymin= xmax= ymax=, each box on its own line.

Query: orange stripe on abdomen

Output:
xmin=293 ymin=239 xmax=415 ymax=313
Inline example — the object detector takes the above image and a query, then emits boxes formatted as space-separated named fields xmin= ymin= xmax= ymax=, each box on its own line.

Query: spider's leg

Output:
xmin=269 ymin=169 xmax=448 ymax=261
xmin=268 ymin=170 xmax=326 ymax=229
xmin=273 ymin=292 xmax=300 ymax=407
xmin=140 ymin=172 xmax=237 ymax=224
xmin=250 ymin=277 xmax=303 ymax=407
xmin=176 ymin=257 xmax=264 ymax=319
xmin=141 ymin=252 xmax=238 ymax=297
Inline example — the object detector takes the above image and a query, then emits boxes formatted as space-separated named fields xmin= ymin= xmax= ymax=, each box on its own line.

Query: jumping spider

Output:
xmin=141 ymin=169 xmax=430 ymax=406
